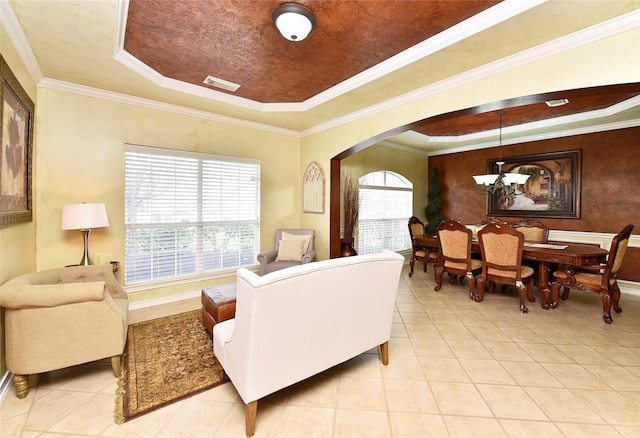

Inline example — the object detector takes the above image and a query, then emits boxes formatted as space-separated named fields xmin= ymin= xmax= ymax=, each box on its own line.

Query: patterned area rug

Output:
xmin=114 ymin=310 xmax=228 ymax=423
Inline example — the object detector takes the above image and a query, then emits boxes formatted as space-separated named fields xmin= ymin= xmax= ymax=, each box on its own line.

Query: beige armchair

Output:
xmin=256 ymin=229 xmax=315 ymax=275
xmin=0 ymin=264 xmax=129 ymax=398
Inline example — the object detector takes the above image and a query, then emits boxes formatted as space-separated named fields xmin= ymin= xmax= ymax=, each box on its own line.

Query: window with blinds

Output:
xmin=124 ymin=145 xmax=260 ymax=285
xmin=357 ymin=171 xmax=412 ymax=255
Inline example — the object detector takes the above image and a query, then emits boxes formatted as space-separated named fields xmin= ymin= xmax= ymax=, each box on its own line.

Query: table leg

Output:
xmin=537 ymin=261 xmax=552 ymax=309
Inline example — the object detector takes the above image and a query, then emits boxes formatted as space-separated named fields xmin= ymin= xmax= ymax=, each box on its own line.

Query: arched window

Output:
xmin=358 ymin=171 xmax=413 ymax=255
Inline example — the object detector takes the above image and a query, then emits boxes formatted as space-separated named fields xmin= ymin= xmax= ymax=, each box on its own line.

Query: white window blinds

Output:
xmin=357 ymin=171 xmax=412 ymax=255
xmin=124 ymin=145 xmax=260 ymax=285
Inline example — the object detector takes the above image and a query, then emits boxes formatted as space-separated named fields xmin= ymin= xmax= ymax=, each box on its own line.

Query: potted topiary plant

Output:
xmin=424 ymin=167 xmax=443 ymax=235
xmin=341 ymin=174 xmax=359 ymax=256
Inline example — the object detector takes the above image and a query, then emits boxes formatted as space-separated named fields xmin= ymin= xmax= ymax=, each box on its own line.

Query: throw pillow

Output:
xmin=276 ymin=238 xmax=306 ymax=262
xmin=281 ymin=231 xmax=312 ymax=253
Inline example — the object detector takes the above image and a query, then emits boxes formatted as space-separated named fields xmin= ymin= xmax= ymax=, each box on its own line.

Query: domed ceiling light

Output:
xmin=272 ymin=3 xmax=316 ymax=42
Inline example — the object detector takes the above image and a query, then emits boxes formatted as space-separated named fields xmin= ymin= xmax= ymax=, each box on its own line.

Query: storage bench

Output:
xmin=201 ymin=283 xmax=237 ymax=336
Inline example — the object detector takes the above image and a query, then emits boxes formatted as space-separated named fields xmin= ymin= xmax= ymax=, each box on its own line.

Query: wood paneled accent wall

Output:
xmin=428 ymin=126 xmax=640 ymax=282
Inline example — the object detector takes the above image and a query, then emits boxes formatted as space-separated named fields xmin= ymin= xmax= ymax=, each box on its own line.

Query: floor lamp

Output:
xmin=61 ymin=203 xmax=109 ymax=265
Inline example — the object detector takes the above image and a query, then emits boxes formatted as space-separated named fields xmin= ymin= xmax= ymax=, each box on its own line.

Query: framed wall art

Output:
xmin=487 ymin=150 xmax=581 ymax=219
xmin=303 ymin=161 xmax=324 ymax=213
xmin=1 ymin=56 xmax=34 ymax=228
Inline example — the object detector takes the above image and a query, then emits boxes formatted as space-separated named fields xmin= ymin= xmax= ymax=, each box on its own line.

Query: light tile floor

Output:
xmin=2 ymin=266 xmax=640 ymax=437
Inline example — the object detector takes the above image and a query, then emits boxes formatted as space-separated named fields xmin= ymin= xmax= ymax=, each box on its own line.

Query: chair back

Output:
xmin=408 ymin=216 xmax=425 ymax=241
xmin=274 ymin=229 xmax=315 ymax=253
xmin=478 ymin=221 xmax=526 ymax=280
xmin=511 ymin=218 xmax=549 ymax=243
xmin=606 ymin=224 xmax=634 ymax=280
xmin=436 ymin=220 xmax=473 ymax=270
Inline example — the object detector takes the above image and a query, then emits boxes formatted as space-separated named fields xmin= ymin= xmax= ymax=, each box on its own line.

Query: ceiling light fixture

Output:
xmin=473 ymin=111 xmax=530 ymax=196
xmin=272 ymin=3 xmax=316 ymax=42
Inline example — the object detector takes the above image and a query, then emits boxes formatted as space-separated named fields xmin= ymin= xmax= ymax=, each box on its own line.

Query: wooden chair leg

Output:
xmin=380 ymin=341 xmax=389 ymax=365
xmin=611 ymin=282 xmax=623 ymax=314
xmin=246 ymin=401 xmax=258 ymax=437
xmin=601 ymin=291 xmax=613 ymax=324
xmin=409 ymin=257 xmax=415 ymax=277
xmin=111 ymin=356 xmax=122 ymax=377
xmin=13 ymin=374 xmax=29 ymax=399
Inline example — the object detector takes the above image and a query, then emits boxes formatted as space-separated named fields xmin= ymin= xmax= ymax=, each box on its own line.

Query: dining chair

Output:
xmin=434 ymin=219 xmax=482 ymax=298
xmin=511 ymin=218 xmax=549 ymax=244
xmin=408 ymin=216 xmax=438 ymax=277
xmin=551 ymin=224 xmax=634 ymax=324
xmin=476 ymin=221 xmax=535 ymax=313
xmin=510 ymin=218 xmax=550 ymax=301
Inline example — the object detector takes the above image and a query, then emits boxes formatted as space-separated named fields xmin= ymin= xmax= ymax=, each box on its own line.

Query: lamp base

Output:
xmin=79 ymin=229 xmax=94 ymax=265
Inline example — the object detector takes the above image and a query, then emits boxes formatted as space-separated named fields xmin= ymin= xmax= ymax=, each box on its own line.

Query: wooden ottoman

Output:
xmin=201 ymin=283 xmax=237 ymax=336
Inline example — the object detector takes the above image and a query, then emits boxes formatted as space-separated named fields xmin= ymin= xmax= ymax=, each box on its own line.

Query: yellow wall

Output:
xmin=342 ymin=144 xmax=429 ymax=220
xmin=34 ymin=88 xmax=301 ymax=303
xmin=0 ymin=27 xmax=38 ymax=377
xmin=299 ymin=27 xmax=640 ymax=259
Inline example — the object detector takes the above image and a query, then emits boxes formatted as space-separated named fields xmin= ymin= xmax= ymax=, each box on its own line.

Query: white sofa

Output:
xmin=213 ymin=250 xmax=404 ymax=436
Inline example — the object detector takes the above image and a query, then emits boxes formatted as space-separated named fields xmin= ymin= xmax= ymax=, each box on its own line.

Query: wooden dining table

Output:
xmin=414 ymin=235 xmax=609 ymax=309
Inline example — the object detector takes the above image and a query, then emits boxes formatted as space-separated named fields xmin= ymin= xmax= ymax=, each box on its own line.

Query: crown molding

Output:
xmin=0 ymin=0 xmax=43 ymax=82
xmin=112 ymin=0 xmax=548 ymax=113
xmin=37 ymin=78 xmax=301 ymax=138
xmin=303 ymin=8 xmax=640 ymax=137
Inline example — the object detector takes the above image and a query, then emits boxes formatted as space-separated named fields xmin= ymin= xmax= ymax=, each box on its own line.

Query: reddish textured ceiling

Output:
xmin=411 ymin=84 xmax=640 ymax=136
xmin=124 ymin=0 xmax=501 ymax=103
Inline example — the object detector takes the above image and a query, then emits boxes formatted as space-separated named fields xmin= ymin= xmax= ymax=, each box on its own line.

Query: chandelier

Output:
xmin=473 ymin=111 xmax=530 ymax=195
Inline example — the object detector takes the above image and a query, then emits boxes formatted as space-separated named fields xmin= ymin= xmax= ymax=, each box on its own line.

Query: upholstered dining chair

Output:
xmin=511 ymin=218 xmax=550 ymax=300
xmin=511 ymin=218 xmax=549 ymax=244
xmin=434 ymin=219 xmax=482 ymax=298
xmin=257 ymin=229 xmax=316 ymax=275
xmin=408 ymin=216 xmax=438 ymax=277
xmin=476 ymin=221 xmax=535 ymax=313
xmin=551 ymin=224 xmax=634 ymax=324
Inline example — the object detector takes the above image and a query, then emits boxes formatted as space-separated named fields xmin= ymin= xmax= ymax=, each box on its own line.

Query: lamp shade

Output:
xmin=61 ymin=203 xmax=109 ymax=230
xmin=272 ymin=3 xmax=315 ymax=41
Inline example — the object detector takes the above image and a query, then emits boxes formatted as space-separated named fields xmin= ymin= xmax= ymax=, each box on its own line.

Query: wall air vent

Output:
xmin=545 ymin=99 xmax=569 ymax=107
xmin=203 ymin=75 xmax=241 ymax=92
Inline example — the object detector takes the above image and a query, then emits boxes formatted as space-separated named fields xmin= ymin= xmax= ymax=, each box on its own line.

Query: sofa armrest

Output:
xmin=302 ymin=250 xmax=315 ymax=264
xmin=256 ymin=250 xmax=277 ymax=265
xmin=0 ymin=282 xmax=107 ymax=309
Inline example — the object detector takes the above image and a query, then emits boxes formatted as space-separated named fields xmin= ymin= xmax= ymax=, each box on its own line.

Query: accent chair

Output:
xmin=256 ymin=228 xmax=315 ymax=275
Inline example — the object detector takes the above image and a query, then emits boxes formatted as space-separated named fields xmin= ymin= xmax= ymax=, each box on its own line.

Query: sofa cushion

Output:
xmin=276 ymin=238 xmax=305 ymax=261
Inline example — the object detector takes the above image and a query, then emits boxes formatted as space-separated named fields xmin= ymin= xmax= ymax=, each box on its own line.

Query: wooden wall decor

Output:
xmin=303 ymin=161 xmax=324 ymax=214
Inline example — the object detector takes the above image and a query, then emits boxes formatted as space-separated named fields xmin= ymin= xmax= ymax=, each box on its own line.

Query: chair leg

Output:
xmin=466 ymin=273 xmax=476 ymax=300
xmin=611 ymin=282 xmax=623 ymax=314
xmin=111 ymin=356 xmax=122 ymax=377
xmin=246 ymin=401 xmax=258 ymax=437
xmin=434 ymin=266 xmax=443 ymax=291
xmin=561 ymin=286 xmax=570 ymax=300
xmin=380 ymin=341 xmax=389 ymax=366
xmin=13 ymin=374 xmax=29 ymax=399
xmin=472 ymin=277 xmax=485 ymax=302
xmin=517 ymin=282 xmax=529 ymax=314
xmin=409 ymin=257 xmax=415 ymax=277
xmin=601 ymin=291 xmax=613 ymax=324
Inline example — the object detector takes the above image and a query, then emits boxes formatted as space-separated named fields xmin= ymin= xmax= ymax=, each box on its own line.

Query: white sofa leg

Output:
xmin=246 ymin=400 xmax=258 ymax=436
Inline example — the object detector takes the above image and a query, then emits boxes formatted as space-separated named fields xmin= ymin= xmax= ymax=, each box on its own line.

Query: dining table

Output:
xmin=414 ymin=235 xmax=609 ymax=309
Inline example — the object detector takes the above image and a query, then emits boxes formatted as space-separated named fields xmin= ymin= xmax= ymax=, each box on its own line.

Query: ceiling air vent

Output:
xmin=203 ymin=75 xmax=241 ymax=92
xmin=545 ymin=99 xmax=569 ymax=107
